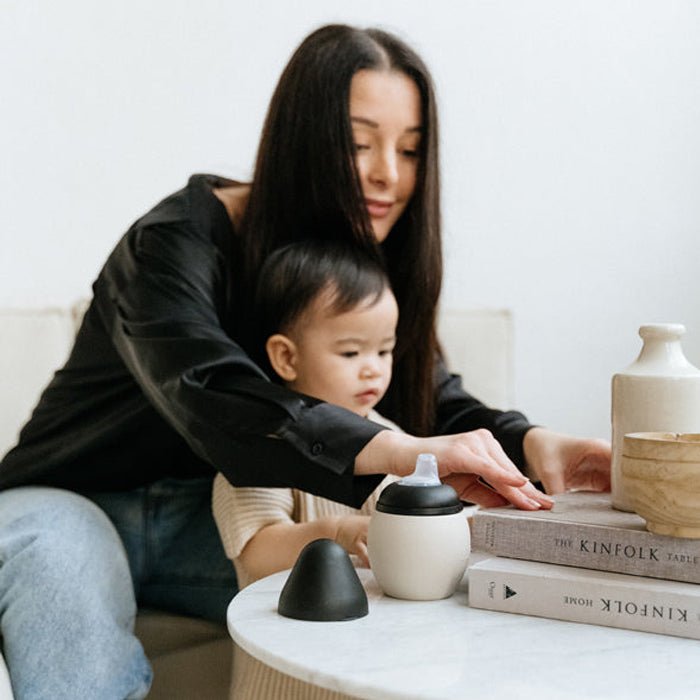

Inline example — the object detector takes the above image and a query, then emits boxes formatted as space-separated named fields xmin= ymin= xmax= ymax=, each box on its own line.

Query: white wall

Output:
xmin=2 ymin=0 xmax=699 ymax=441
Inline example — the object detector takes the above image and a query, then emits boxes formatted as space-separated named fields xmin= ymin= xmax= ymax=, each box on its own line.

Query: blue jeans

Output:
xmin=0 ymin=477 xmax=238 ymax=700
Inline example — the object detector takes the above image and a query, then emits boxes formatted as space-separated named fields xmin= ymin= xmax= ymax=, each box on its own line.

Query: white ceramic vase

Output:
xmin=611 ymin=324 xmax=700 ymax=511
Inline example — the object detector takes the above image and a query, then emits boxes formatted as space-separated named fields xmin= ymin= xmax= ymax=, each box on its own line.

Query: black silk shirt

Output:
xmin=0 ymin=175 xmax=532 ymax=507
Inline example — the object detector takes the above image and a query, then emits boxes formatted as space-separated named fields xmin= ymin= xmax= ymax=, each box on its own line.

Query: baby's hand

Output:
xmin=335 ymin=515 xmax=370 ymax=567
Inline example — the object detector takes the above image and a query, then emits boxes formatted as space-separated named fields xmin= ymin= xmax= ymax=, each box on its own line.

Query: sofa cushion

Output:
xmin=0 ymin=308 xmax=76 ymax=460
xmin=135 ymin=611 xmax=231 ymax=700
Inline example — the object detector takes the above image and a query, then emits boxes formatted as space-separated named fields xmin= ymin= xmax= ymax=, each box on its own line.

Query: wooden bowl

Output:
xmin=621 ymin=432 xmax=700 ymax=538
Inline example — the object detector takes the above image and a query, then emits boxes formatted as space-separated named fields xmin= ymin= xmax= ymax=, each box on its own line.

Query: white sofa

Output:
xmin=0 ymin=302 xmax=513 ymax=699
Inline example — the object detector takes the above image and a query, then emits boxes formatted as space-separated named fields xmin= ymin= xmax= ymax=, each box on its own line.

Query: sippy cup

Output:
xmin=367 ymin=453 xmax=470 ymax=600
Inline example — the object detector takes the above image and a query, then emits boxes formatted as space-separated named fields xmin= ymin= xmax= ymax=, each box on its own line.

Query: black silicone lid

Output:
xmin=375 ymin=481 xmax=463 ymax=516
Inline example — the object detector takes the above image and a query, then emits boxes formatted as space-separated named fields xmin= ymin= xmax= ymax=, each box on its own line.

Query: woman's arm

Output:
xmin=359 ymin=358 xmax=608 ymax=503
xmin=94 ymin=193 xmax=386 ymax=506
xmin=354 ymin=429 xmax=553 ymax=509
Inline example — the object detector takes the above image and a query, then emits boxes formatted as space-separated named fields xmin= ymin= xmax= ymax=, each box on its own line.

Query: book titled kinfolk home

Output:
xmin=468 ymin=557 xmax=700 ymax=640
xmin=470 ymin=492 xmax=700 ymax=584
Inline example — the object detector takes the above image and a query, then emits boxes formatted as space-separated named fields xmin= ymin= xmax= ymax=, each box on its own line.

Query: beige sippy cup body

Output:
xmin=367 ymin=454 xmax=470 ymax=601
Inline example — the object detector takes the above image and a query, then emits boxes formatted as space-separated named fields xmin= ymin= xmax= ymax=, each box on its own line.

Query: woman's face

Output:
xmin=349 ymin=69 xmax=422 ymax=242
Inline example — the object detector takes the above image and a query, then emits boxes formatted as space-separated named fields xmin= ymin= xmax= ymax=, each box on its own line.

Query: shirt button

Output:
xmin=311 ymin=442 xmax=324 ymax=456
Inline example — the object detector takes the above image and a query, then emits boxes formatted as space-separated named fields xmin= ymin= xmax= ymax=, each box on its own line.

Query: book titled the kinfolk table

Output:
xmin=468 ymin=557 xmax=700 ymax=640
xmin=470 ymin=491 xmax=700 ymax=584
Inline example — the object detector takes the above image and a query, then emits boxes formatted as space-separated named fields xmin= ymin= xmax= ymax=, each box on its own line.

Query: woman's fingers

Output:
xmin=479 ymin=430 xmax=532 ymax=484
xmin=444 ymin=431 xmax=557 ymax=510
xmin=356 ymin=428 xmax=555 ymax=510
xmin=448 ymin=472 xmax=544 ymax=509
xmin=522 ymin=479 xmax=554 ymax=507
xmin=495 ymin=479 xmax=554 ymax=510
xmin=443 ymin=474 xmax=510 ymax=508
xmin=522 ymin=428 xmax=612 ymax=495
xmin=420 ymin=430 xmax=553 ymax=509
xmin=443 ymin=430 xmax=527 ymax=487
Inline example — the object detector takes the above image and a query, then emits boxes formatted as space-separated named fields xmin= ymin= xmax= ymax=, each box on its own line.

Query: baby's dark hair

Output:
xmin=255 ymin=241 xmax=392 ymax=346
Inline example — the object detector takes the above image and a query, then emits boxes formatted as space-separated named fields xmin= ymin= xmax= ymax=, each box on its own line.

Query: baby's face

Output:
xmin=289 ymin=288 xmax=398 ymax=416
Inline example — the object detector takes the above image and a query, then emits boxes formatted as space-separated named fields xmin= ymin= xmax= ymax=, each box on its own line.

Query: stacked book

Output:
xmin=468 ymin=491 xmax=700 ymax=639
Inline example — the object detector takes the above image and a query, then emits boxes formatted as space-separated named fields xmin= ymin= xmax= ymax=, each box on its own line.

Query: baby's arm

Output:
xmin=212 ymin=472 xmax=369 ymax=587
xmin=237 ymin=514 xmax=369 ymax=585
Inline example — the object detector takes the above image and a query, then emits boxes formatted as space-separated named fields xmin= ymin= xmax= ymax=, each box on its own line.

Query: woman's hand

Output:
xmin=354 ymin=429 xmax=554 ymax=510
xmin=522 ymin=427 xmax=611 ymax=495
xmin=334 ymin=515 xmax=370 ymax=567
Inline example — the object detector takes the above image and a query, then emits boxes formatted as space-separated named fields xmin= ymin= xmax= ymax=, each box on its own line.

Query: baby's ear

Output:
xmin=266 ymin=334 xmax=298 ymax=382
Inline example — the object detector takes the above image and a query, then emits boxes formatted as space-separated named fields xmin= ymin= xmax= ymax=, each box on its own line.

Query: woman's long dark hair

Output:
xmin=239 ymin=24 xmax=442 ymax=436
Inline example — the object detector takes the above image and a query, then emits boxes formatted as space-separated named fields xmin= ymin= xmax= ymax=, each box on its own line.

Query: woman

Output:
xmin=0 ymin=24 xmax=610 ymax=699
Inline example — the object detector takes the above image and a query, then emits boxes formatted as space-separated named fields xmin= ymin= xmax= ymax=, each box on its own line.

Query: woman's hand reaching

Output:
xmin=354 ymin=429 xmax=554 ymax=510
xmin=522 ymin=427 xmax=611 ymax=495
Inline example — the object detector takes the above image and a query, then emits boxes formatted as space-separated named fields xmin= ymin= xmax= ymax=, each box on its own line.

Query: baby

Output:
xmin=212 ymin=241 xmax=400 ymax=587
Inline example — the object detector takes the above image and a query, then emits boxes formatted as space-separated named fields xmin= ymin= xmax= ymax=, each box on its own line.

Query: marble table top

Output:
xmin=227 ymin=564 xmax=700 ymax=700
